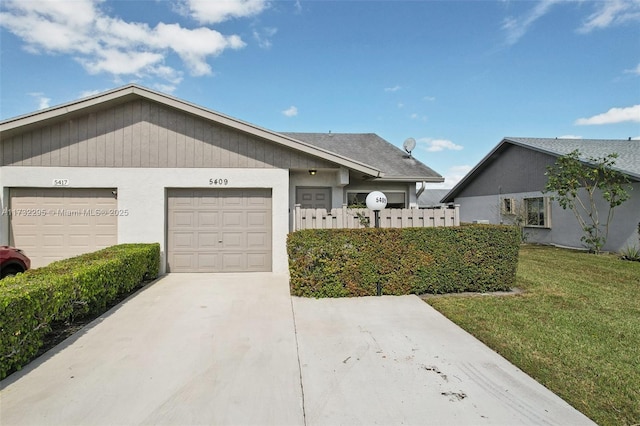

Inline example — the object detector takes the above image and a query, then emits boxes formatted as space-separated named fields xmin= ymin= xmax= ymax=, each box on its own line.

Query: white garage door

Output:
xmin=9 ymin=188 xmax=118 ymax=268
xmin=167 ymin=189 xmax=272 ymax=272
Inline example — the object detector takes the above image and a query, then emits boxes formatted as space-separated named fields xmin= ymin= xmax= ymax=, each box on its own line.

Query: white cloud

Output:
xmin=423 ymin=96 xmax=436 ymax=101
xmin=500 ymin=0 xmax=640 ymax=45
xmin=557 ymin=135 xmax=583 ymax=139
xmin=253 ymin=27 xmax=278 ymax=49
xmin=153 ymin=83 xmax=178 ymax=94
xmin=418 ymin=138 xmax=463 ymax=152
xmin=384 ymin=85 xmax=401 ymax=92
xmin=180 ymin=0 xmax=269 ymax=24
xmin=78 ymin=89 xmax=105 ymax=98
xmin=575 ymin=105 xmax=640 ymax=125
xmin=502 ymin=0 xmax=561 ymax=45
xmin=82 ymin=49 xmax=165 ymax=75
xmin=429 ymin=165 xmax=472 ymax=189
xmin=578 ymin=0 xmax=640 ymax=33
xmin=0 ymin=0 xmax=254 ymax=87
xmin=410 ymin=113 xmax=427 ymax=122
xmin=29 ymin=92 xmax=51 ymax=109
xmin=624 ymin=63 xmax=640 ymax=75
xmin=282 ymin=106 xmax=298 ymax=117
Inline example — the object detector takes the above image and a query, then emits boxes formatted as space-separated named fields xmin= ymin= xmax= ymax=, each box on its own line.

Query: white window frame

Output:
xmin=501 ymin=197 xmax=516 ymax=215
xmin=524 ymin=197 xmax=551 ymax=228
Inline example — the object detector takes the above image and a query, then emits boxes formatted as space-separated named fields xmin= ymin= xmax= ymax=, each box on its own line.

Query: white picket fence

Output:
xmin=293 ymin=204 xmax=460 ymax=230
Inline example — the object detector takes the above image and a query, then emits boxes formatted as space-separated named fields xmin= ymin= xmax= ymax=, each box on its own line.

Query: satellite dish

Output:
xmin=403 ymin=137 xmax=416 ymax=158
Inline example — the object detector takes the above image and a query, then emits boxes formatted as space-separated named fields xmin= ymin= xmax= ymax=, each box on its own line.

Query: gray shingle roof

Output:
xmin=505 ymin=137 xmax=640 ymax=179
xmin=281 ymin=132 xmax=443 ymax=181
xmin=418 ymin=189 xmax=450 ymax=207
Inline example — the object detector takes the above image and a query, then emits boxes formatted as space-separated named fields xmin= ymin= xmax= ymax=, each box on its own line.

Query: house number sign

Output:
xmin=209 ymin=178 xmax=229 ymax=186
xmin=53 ymin=179 xmax=70 ymax=186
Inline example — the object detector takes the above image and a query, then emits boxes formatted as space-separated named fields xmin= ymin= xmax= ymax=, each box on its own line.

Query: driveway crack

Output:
xmin=290 ymin=296 xmax=307 ymax=426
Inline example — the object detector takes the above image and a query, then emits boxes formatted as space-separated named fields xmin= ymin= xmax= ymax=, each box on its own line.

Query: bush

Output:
xmin=0 ymin=243 xmax=160 ymax=379
xmin=288 ymin=225 xmax=519 ymax=298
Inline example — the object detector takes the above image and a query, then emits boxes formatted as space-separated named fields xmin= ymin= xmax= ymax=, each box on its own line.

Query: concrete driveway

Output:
xmin=0 ymin=274 xmax=595 ymax=426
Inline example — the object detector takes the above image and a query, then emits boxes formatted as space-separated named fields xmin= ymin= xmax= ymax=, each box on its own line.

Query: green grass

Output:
xmin=426 ymin=245 xmax=640 ymax=426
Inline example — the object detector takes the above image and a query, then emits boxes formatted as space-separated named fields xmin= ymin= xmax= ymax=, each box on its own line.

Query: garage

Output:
xmin=9 ymin=188 xmax=118 ymax=268
xmin=167 ymin=189 xmax=272 ymax=272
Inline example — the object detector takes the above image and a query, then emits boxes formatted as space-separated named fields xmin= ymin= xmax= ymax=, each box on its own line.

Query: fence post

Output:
xmin=294 ymin=204 xmax=301 ymax=231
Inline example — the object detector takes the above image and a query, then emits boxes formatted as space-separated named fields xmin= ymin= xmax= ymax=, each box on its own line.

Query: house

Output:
xmin=0 ymin=84 xmax=443 ymax=272
xmin=417 ymin=189 xmax=450 ymax=208
xmin=441 ymin=137 xmax=640 ymax=252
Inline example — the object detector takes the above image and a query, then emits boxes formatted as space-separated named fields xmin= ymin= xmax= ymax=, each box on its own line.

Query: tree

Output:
xmin=544 ymin=150 xmax=631 ymax=253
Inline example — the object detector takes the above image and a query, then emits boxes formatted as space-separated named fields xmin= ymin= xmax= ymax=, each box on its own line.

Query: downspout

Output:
xmin=416 ymin=181 xmax=426 ymax=198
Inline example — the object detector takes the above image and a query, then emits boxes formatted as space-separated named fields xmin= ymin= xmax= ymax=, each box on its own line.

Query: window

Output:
xmin=524 ymin=197 xmax=550 ymax=227
xmin=501 ymin=198 xmax=515 ymax=215
xmin=346 ymin=192 xmax=406 ymax=209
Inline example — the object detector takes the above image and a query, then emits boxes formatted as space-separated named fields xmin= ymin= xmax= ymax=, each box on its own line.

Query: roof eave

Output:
xmin=373 ymin=176 xmax=444 ymax=183
xmin=0 ymin=84 xmax=383 ymax=178
xmin=0 ymin=85 xmax=138 ymax=131
xmin=504 ymin=137 xmax=640 ymax=181
xmin=441 ymin=137 xmax=640 ymax=203
xmin=441 ymin=138 xmax=512 ymax=203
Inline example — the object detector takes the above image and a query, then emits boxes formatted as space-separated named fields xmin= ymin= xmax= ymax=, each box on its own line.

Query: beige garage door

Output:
xmin=9 ymin=188 xmax=118 ymax=268
xmin=167 ymin=189 xmax=272 ymax=272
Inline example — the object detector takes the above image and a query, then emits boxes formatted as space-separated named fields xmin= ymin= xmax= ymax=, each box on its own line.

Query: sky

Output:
xmin=1 ymin=0 xmax=639 ymax=188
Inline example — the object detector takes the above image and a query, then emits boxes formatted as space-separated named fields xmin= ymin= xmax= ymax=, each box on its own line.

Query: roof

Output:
xmin=418 ymin=189 xmax=450 ymax=207
xmin=442 ymin=137 xmax=640 ymax=202
xmin=281 ymin=132 xmax=444 ymax=182
xmin=0 ymin=84 xmax=381 ymax=178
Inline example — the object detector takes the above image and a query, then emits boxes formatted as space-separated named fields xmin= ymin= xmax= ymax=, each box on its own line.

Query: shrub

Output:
xmin=288 ymin=225 xmax=520 ymax=298
xmin=0 ymin=243 xmax=160 ymax=379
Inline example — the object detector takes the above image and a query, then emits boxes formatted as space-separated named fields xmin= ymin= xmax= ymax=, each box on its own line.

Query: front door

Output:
xmin=296 ymin=187 xmax=332 ymax=210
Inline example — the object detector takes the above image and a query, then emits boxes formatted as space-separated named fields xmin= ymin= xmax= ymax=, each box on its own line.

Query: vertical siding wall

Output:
xmin=1 ymin=100 xmax=334 ymax=170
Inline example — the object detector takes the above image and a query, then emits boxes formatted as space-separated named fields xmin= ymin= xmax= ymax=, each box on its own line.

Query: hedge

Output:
xmin=287 ymin=225 xmax=520 ymax=297
xmin=0 ymin=243 xmax=160 ymax=379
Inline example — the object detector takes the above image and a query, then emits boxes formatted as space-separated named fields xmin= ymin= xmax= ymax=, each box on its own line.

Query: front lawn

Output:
xmin=426 ymin=245 xmax=640 ymax=426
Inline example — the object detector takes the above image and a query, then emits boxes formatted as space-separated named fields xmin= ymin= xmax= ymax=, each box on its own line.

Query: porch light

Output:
xmin=308 ymin=169 xmax=317 ymax=176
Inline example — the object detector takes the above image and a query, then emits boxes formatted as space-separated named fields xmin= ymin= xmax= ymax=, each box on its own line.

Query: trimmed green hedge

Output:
xmin=0 ymin=243 xmax=160 ymax=379
xmin=288 ymin=225 xmax=520 ymax=297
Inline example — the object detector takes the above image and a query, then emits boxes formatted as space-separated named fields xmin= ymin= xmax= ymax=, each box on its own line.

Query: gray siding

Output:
xmin=1 ymin=99 xmax=334 ymax=170
xmin=458 ymin=144 xmax=557 ymax=197
xmin=456 ymin=181 xmax=640 ymax=252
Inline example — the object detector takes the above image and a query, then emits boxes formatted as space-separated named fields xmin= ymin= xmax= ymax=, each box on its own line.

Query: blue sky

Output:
xmin=1 ymin=0 xmax=639 ymax=188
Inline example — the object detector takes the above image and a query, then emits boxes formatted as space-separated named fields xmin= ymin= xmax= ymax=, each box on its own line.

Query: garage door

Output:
xmin=167 ymin=189 xmax=272 ymax=272
xmin=9 ymin=188 xmax=118 ymax=268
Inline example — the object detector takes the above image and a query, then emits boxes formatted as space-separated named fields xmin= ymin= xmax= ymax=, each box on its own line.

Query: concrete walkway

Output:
xmin=293 ymin=296 xmax=595 ymax=425
xmin=0 ymin=274 xmax=595 ymax=425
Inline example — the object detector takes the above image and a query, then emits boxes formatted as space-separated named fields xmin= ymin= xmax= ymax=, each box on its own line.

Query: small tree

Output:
xmin=544 ymin=150 xmax=631 ymax=253
xmin=498 ymin=197 xmax=529 ymax=242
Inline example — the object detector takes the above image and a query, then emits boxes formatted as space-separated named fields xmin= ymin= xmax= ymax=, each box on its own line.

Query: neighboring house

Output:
xmin=441 ymin=137 xmax=640 ymax=252
xmin=417 ymin=189 xmax=450 ymax=208
xmin=0 ymin=84 xmax=443 ymax=272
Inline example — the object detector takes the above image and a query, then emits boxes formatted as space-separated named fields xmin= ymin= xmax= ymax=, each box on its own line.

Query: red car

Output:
xmin=0 ymin=246 xmax=31 ymax=279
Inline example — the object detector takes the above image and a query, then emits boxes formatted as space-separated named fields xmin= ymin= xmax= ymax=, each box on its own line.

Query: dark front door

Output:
xmin=296 ymin=187 xmax=332 ymax=210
